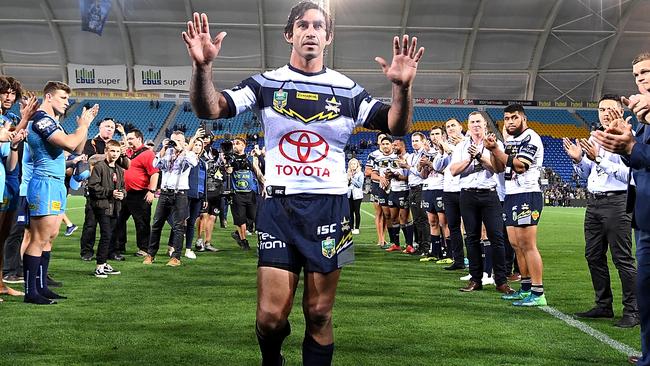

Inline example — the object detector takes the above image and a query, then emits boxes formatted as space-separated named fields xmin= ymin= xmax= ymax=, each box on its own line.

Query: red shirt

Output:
xmin=124 ymin=146 xmax=159 ymax=191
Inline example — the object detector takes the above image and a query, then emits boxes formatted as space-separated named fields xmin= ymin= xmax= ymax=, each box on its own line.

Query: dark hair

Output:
xmin=430 ymin=126 xmax=444 ymax=135
xmin=632 ymin=52 xmax=650 ymax=66
xmin=127 ymin=128 xmax=144 ymax=141
xmin=393 ymin=137 xmax=405 ymax=144
xmin=380 ymin=136 xmax=393 ymax=144
xmin=599 ymin=93 xmax=623 ymax=108
xmin=504 ymin=104 xmax=526 ymax=115
xmin=98 ymin=117 xmax=116 ymax=127
xmin=284 ymin=1 xmax=333 ymax=41
xmin=43 ymin=81 xmax=71 ymax=96
xmin=0 ymin=76 xmax=23 ymax=101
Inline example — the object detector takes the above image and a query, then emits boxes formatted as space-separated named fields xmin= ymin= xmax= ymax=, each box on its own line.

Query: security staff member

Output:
xmin=449 ymin=112 xmax=512 ymax=294
xmin=564 ymin=94 xmax=638 ymax=328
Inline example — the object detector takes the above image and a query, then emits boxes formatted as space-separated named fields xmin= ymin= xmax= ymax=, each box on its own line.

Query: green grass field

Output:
xmin=0 ymin=197 xmax=641 ymax=365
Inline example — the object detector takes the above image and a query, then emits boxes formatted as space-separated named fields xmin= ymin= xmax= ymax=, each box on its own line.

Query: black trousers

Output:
xmin=147 ymin=191 xmax=189 ymax=260
xmin=349 ymin=197 xmax=362 ymax=230
xmin=584 ymin=194 xmax=637 ymax=315
xmin=442 ymin=191 xmax=464 ymax=264
xmin=501 ymin=201 xmax=519 ymax=275
xmin=3 ymin=213 xmax=24 ymax=276
xmin=409 ymin=185 xmax=428 ymax=245
xmin=459 ymin=189 xmax=507 ymax=286
xmin=92 ymin=207 xmax=117 ymax=265
xmin=114 ymin=190 xmax=152 ymax=253
xmin=80 ymin=198 xmax=97 ymax=257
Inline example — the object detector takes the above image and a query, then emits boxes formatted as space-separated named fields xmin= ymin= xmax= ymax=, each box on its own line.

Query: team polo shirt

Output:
xmin=503 ymin=128 xmax=543 ymax=194
xmin=124 ymin=146 xmax=159 ymax=191
xmin=222 ymin=64 xmax=386 ymax=196
xmin=450 ymin=138 xmax=501 ymax=190
xmin=422 ymin=148 xmax=444 ymax=191
xmin=26 ymin=110 xmax=65 ymax=179
xmin=366 ymin=149 xmax=382 ymax=183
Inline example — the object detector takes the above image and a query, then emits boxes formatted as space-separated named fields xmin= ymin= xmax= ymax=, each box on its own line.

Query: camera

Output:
xmin=166 ymin=139 xmax=178 ymax=149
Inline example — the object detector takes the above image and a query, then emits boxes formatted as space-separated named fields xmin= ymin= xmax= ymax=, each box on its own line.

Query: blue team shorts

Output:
xmin=0 ymin=181 xmax=20 ymax=212
xmin=27 ymin=176 xmax=67 ymax=217
xmin=377 ymin=186 xmax=390 ymax=206
xmin=422 ymin=189 xmax=445 ymax=214
xmin=370 ymin=181 xmax=381 ymax=203
xmin=256 ymin=194 xmax=354 ymax=274
xmin=15 ymin=196 xmax=29 ymax=227
xmin=503 ymin=192 xmax=543 ymax=227
xmin=388 ymin=190 xmax=409 ymax=209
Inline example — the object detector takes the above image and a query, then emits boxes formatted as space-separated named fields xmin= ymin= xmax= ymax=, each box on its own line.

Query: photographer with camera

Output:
xmin=227 ymin=137 xmax=258 ymax=250
xmin=142 ymin=131 xmax=198 ymax=267
xmin=80 ymin=117 xmax=130 ymax=262
xmin=196 ymin=138 xmax=223 ymax=252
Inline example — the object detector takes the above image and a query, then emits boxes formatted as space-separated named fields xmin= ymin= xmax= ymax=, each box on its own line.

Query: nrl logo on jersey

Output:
xmin=272 ymin=89 xmax=341 ymax=124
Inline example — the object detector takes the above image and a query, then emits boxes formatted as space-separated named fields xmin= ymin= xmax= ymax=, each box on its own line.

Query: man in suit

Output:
xmin=592 ymin=51 xmax=650 ymax=365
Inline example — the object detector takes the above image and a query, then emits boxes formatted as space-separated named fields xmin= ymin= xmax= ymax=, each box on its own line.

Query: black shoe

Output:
xmin=574 ymin=307 xmax=614 ymax=319
xmin=81 ymin=254 xmax=93 ymax=261
xmin=241 ymin=239 xmax=251 ymax=251
xmin=109 ymin=254 xmax=126 ymax=261
xmin=615 ymin=314 xmax=640 ymax=328
xmin=444 ymin=263 xmax=465 ymax=271
xmin=231 ymin=231 xmax=244 ymax=248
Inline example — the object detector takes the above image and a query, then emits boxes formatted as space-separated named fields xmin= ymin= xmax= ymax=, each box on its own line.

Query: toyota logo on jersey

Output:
xmin=279 ymin=130 xmax=329 ymax=163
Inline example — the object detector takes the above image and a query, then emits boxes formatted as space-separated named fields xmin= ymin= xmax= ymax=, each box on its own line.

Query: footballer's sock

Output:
xmin=402 ymin=222 xmax=414 ymax=247
xmin=23 ymin=254 xmax=53 ymax=305
xmin=38 ymin=251 xmax=66 ymax=300
xmin=389 ymin=225 xmax=400 ymax=246
xmin=521 ymin=277 xmax=532 ymax=292
xmin=257 ymin=321 xmax=290 ymax=366
xmin=444 ymin=237 xmax=451 ymax=258
xmin=531 ymin=284 xmax=544 ymax=297
xmin=430 ymin=235 xmax=442 ymax=257
xmin=302 ymin=332 xmax=334 ymax=366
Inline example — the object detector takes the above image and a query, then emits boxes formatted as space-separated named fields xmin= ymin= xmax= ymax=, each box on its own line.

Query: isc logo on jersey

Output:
xmin=276 ymin=130 xmax=331 ymax=178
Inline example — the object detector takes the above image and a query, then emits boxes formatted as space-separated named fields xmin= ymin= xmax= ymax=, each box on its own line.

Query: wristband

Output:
xmin=10 ymin=146 xmax=19 ymax=151
xmin=148 ymin=189 xmax=155 ymax=194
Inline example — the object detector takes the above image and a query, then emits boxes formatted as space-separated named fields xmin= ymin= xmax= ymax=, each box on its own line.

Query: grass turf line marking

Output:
xmin=361 ymin=204 xmax=641 ymax=358
xmin=540 ymin=306 xmax=640 ymax=357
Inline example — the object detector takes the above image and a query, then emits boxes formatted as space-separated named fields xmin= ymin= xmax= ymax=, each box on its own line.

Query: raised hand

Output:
xmin=484 ymin=133 xmax=498 ymax=151
xmin=605 ymin=108 xmax=632 ymax=134
xmin=182 ymin=12 xmax=227 ymax=67
xmin=19 ymin=92 xmax=39 ymax=122
xmin=375 ymin=35 xmax=425 ymax=87
xmin=578 ymin=138 xmax=598 ymax=161
xmin=77 ymin=104 xmax=99 ymax=128
xmin=622 ymin=83 xmax=650 ymax=124
xmin=562 ymin=138 xmax=583 ymax=163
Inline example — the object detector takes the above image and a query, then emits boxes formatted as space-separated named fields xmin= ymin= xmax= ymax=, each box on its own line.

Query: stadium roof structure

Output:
xmin=2 ymin=0 xmax=650 ymax=101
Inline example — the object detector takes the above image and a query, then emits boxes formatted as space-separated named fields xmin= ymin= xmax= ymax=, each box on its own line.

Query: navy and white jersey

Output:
xmin=389 ymin=154 xmax=409 ymax=192
xmin=26 ymin=110 xmax=66 ymax=179
xmin=373 ymin=152 xmax=397 ymax=178
xmin=573 ymin=137 xmax=628 ymax=193
xmin=503 ymin=128 xmax=543 ymax=194
xmin=405 ymin=149 xmax=426 ymax=187
xmin=365 ymin=149 xmax=382 ymax=183
xmin=422 ymin=147 xmax=444 ymax=191
xmin=450 ymin=138 xmax=500 ymax=189
xmin=222 ymin=64 xmax=386 ymax=195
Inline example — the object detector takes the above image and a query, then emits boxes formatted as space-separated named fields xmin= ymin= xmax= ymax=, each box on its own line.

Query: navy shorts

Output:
xmin=388 ymin=190 xmax=409 ymax=209
xmin=377 ymin=187 xmax=390 ymax=206
xmin=256 ymin=194 xmax=354 ymax=274
xmin=15 ymin=196 xmax=29 ymax=227
xmin=504 ymin=192 xmax=544 ymax=227
xmin=370 ymin=181 xmax=381 ymax=203
xmin=422 ymin=189 xmax=444 ymax=214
